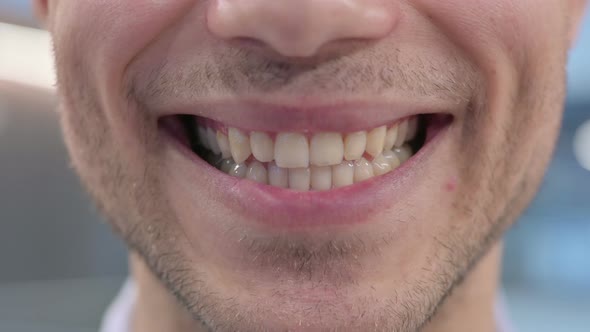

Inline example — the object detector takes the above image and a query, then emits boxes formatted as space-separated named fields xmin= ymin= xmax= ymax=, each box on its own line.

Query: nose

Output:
xmin=207 ymin=0 xmax=398 ymax=57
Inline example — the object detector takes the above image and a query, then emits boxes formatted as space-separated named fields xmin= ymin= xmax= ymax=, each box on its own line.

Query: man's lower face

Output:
xmin=51 ymin=0 xmax=570 ymax=331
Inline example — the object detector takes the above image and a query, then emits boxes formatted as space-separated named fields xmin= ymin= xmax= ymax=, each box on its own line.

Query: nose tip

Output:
xmin=207 ymin=0 xmax=398 ymax=57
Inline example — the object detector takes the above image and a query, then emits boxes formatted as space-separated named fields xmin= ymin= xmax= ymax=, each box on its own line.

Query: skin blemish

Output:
xmin=445 ymin=176 xmax=457 ymax=192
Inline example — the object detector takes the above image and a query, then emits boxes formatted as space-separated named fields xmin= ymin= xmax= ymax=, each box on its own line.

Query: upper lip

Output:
xmin=155 ymin=96 xmax=457 ymax=133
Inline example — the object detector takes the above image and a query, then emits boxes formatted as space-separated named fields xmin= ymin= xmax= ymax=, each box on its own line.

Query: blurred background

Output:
xmin=1 ymin=2 xmax=589 ymax=332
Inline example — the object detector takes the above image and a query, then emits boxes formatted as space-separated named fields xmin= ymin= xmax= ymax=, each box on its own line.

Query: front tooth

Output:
xmin=229 ymin=163 xmax=248 ymax=178
xmin=383 ymin=125 xmax=399 ymax=151
xmin=268 ymin=162 xmax=289 ymax=188
xmin=207 ymin=128 xmax=221 ymax=155
xmin=354 ymin=158 xmax=375 ymax=182
xmin=332 ymin=161 xmax=354 ymax=188
xmin=246 ymin=161 xmax=268 ymax=184
xmin=250 ymin=132 xmax=274 ymax=162
xmin=311 ymin=166 xmax=332 ymax=190
xmin=406 ymin=117 xmax=418 ymax=141
xmin=198 ymin=127 xmax=210 ymax=149
xmin=393 ymin=145 xmax=412 ymax=163
xmin=365 ymin=126 xmax=386 ymax=158
xmin=344 ymin=131 xmax=367 ymax=161
xmin=216 ymin=131 xmax=232 ymax=158
xmin=310 ymin=132 xmax=344 ymax=166
xmin=382 ymin=150 xmax=401 ymax=169
xmin=372 ymin=154 xmax=393 ymax=176
xmin=275 ymin=133 xmax=309 ymax=168
xmin=288 ymin=167 xmax=311 ymax=191
xmin=228 ymin=128 xmax=251 ymax=164
xmin=394 ymin=120 xmax=408 ymax=147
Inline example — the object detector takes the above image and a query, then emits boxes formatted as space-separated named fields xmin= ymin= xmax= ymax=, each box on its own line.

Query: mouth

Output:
xmin=160 ymin=113 xmax=450 ymax=191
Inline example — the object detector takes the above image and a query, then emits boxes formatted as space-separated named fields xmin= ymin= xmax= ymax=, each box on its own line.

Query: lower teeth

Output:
xmin=203 ymin=145 xmax=413 ymax=191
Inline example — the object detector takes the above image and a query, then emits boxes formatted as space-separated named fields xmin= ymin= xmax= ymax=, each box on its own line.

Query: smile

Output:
xmin=161 ymin=112 xmax=450 ymax=192
xmin=156 ymin=100 xmax=453 ymax=227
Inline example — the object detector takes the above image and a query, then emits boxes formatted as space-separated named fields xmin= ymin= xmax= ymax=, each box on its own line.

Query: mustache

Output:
xmin=127 ymin=44 xmax=476 ymax=107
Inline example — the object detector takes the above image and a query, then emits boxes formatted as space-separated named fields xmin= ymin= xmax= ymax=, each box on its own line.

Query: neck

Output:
xmin=422 ymin=243 xmax=503 ymax=332
xmin=131 ymin=244 xmax=502 ymax=332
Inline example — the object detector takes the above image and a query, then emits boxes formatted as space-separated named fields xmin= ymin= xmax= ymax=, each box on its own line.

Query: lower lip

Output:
xmin=161 ymin=120 xmax=450 ymax=230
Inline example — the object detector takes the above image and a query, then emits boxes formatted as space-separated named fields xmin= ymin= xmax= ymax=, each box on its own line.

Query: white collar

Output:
xmin=99 ymin=278 xmax=135 ymax=332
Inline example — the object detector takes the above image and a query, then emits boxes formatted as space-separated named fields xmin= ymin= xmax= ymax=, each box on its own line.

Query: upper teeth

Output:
xmin=275 ymin=133 xmax=310 ymax=168
xmin=196 ymin=117 xmax=418 ymax=191
xmin=228 ymin=128 xmax=252 ymax=164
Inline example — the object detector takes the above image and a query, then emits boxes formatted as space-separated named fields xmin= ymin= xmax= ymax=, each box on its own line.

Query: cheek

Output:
xmin=414 ymin=0 xmax=567 ymax=73
xmin=51 ymin=0 xmax=202 ymax=172
xmin=52 ymin=0 xmax=196 ymax=109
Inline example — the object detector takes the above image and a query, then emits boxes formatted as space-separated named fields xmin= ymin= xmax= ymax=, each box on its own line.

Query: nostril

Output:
xmin=207 ymin=0 xmax=398 ymax=58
